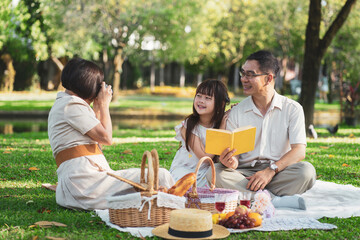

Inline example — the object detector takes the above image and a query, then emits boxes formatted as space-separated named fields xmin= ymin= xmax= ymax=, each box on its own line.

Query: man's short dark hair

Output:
xmin=61 ymin=58 xmax=104 ymax=100
xmin=246 ymin=50 xmax=280 ymax=78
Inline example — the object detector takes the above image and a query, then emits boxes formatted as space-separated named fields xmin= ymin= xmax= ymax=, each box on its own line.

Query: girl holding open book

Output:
xmin=170 ymin=79 xmax=231 ymax=187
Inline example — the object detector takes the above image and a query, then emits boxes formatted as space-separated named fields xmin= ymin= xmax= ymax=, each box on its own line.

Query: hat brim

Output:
xmin=152 ymin=223 xmax=230 ymax=240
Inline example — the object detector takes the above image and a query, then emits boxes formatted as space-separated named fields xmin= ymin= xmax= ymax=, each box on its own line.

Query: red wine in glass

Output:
xmin=240 ymin=200 xmax=251 ymax=208
xmin=215 ymin=202 xmax=226 ymax=212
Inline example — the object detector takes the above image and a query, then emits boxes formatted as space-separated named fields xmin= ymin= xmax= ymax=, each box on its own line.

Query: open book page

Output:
xmin=232 ymin=126 xmax=256 ymax=155
xmin=205 ymin=129 xmax=233 ymax=155
xmin=205 ymin=126 xmax=256 ymax=155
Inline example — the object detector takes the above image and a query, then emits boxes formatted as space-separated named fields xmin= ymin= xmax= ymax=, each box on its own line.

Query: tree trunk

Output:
xmin=339 ymin=68 xmax=344 ymax=123
xmin=233 ymin=65 xmax=240 ymax=93
xmin=112 ymin=48 xmax=124 ymax=102
xmin=179 ymin=65 xmax=185 ymax=87
xmin=1 ymin=54 xmax=16 ymax=92
xmin=299 ymin=0 xmax=356 ymax=132
xmin=4 ymin=124 xmax=13 ymax=134
xmin=197 ymin=73 xmax=203 ymax=86
xmin=103 ymin=49 xmax=112 ymax=83
xmin=51 ymin=56 xmax=64 ymax=71
xmin=51 ymin=56 xmax=65 ymax=91
xmin=159 ymin=63 xmax=165 ymax=86
xmin=299 ymin=53 xmax=322 ymax=129
xmin=295 ymin=62 xmax=300 ymax=79
xmin=150 ymin=60 xmax=155 ymax=92
xmin=327 ymin=65 xmax=333 ymax=104
xmin=165 ymin=64 xmax=171 ymax=85
xmin=280 ymin=57 xmax=288 ymax=94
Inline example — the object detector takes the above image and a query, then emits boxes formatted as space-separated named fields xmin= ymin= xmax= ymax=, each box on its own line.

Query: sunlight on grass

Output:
xmin=314 ymin=102 xmax=341 ymax=111
xmin=307 ymin=137 xmax=360 ymax=144
xmin=307 ymin=127 xmax=360 ymax=144
xmin=1 ymin=180 xmax=39 ymax=188
xmin=112 ymin=137 xmax=177 ymax=144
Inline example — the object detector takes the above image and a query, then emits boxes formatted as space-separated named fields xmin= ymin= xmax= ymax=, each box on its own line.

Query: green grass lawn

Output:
xmin=0 ymin=93 xmax=340 ymax=114
xmin=0 ymin=95 xmax=196 ymax=114
xmin=1 ymin=126 xmax=359 ymax=239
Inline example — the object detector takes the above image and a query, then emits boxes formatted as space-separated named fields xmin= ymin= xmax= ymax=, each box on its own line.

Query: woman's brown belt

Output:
xmin=55 ymin=144 xmax=103 ymax=168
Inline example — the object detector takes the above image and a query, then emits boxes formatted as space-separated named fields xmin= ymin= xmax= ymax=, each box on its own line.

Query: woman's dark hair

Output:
xmin=246 ymin=50 xmax=280 ymax=77
xmin=185 ymin=79 xmax=230 ymax=151
xmin=61 ymin=57 xmax=104 ymax=101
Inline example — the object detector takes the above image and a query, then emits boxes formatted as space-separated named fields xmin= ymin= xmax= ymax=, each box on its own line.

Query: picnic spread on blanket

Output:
xmin=93 ymin=149 xmax=360 ymax=238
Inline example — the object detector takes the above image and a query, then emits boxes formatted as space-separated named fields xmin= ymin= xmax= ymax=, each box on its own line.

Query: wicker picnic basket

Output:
xmin=106 ymin=149 xmax=185 ymax=227
xmin=186 ymin=156 xmax=239 ymax=214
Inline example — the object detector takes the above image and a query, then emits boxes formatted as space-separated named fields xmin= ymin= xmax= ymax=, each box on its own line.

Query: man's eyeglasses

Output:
xmin=239 ymin=69 xmax=268 ymax=79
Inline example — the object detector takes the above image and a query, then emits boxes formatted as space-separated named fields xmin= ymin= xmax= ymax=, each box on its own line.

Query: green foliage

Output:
xmin=0 ymin=0 xmax=21 ymax=50
xmin=185 ymin=0 xmax=308 ymax=74
xmin=0 ymin=0 xmax=359 ymax=94
xmin=327 ymin=2 xmax=360 ymax=85
xmin=150 ymin=0 xmax=218 ymax=64
xmin=263 ymin=0 xmax=308 ymax=60
xmin=198 ymin=0 xmax=257 ymax=72
xmin=38 ymin=0 xmax=103 ymax=60
xmin=0 ymin=0 xmax=35 ymax=60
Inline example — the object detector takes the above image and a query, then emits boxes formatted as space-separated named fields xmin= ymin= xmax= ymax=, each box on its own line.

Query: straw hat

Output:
xmin=152 ymin=208 xmax=229 ymax=239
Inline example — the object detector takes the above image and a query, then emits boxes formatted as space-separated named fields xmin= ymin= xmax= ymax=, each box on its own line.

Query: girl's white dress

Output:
xmin=170 ymin=120 xmax=212 ymax=187
xmin=48 ymin=92 xmax=174 ymax=210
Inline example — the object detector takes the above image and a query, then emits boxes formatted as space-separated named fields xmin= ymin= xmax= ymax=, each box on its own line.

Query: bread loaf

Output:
xmin=167 ymin=173 xmax=196 ymax=196
xmin=158 ymin=186 xmax=168 ymax=193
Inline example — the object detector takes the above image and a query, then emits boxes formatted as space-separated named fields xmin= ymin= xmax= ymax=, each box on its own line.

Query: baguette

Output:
xmin=158 ymin=186 xmax=168 ymax=193
xmin=167 ymin=172 xmax=196 ymax=196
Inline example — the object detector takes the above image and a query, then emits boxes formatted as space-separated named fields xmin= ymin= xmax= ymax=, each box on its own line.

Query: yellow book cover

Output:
xmin=205 ymin=126 xmax=256 ymax=155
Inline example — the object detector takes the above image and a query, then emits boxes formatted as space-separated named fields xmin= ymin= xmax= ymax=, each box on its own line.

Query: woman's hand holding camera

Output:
xmin=91 ymin=82 xmax=113 ymax=145
xmin=94 ymin=82 xmax=112 ymax=110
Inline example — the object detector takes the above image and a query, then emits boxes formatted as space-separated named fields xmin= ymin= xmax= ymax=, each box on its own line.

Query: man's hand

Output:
xmin=219 ymin=110 xmax=230 ymax=129
xmin=246 ymin=168 xmax=276 ymax=191
xmin=219 ymin=148 xmax=238 ymax=169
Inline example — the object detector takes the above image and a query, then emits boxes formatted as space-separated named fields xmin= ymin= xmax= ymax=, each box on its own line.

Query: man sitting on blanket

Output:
xmin=206 ymin=50 xmax=317 ymax=209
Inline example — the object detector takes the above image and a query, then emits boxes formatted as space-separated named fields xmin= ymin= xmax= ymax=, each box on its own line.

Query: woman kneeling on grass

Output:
xmin=48 ymin=58 xmax=174 ymax=210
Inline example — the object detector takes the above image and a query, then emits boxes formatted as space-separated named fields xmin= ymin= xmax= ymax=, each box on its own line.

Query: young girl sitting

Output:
xmin=170 ymin=79 xmax=230 ymax=187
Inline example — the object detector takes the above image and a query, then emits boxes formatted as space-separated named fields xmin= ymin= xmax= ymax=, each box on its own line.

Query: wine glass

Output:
xmin=239 ymin=192 xmax=252 ymax=208
xmin=215 ymin=193 xmax=227 ymax=222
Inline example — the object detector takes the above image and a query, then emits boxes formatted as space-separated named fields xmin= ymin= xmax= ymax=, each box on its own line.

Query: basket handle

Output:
xmin=150 ymin=149 xmax=159 ymax=190
xmin=107 ymin=172 xmax=147 ymax=191
xmin=140 ymin=150 xmax=155 ymax=195
xmin=191 ymin=156 xmax=216 ymax=196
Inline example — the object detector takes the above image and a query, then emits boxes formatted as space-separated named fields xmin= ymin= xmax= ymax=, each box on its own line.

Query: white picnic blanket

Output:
xmin=95 ymin=180 xmax=360 ymax=238
xmin=274 ymin=180 xmax=360 ymax=219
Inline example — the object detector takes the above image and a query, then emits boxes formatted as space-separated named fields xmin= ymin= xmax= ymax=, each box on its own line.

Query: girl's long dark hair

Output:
xmin=185 ymin=79 xmax=230 ymax=151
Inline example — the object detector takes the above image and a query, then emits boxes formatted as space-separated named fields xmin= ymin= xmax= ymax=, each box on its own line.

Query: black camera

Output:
xmin=96 ymin=82 xmax=112 ymax=96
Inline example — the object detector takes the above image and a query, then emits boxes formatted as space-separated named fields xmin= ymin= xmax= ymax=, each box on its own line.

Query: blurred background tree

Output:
xmin=299 ymin=0 xmax=357 ymax=130
xmin=0 ymin=0 xmax=38 ymax=91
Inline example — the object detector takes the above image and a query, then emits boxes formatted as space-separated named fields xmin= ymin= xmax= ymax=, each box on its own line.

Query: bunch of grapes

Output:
xmin=218 ymin=213 xmax=256 ymax=229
